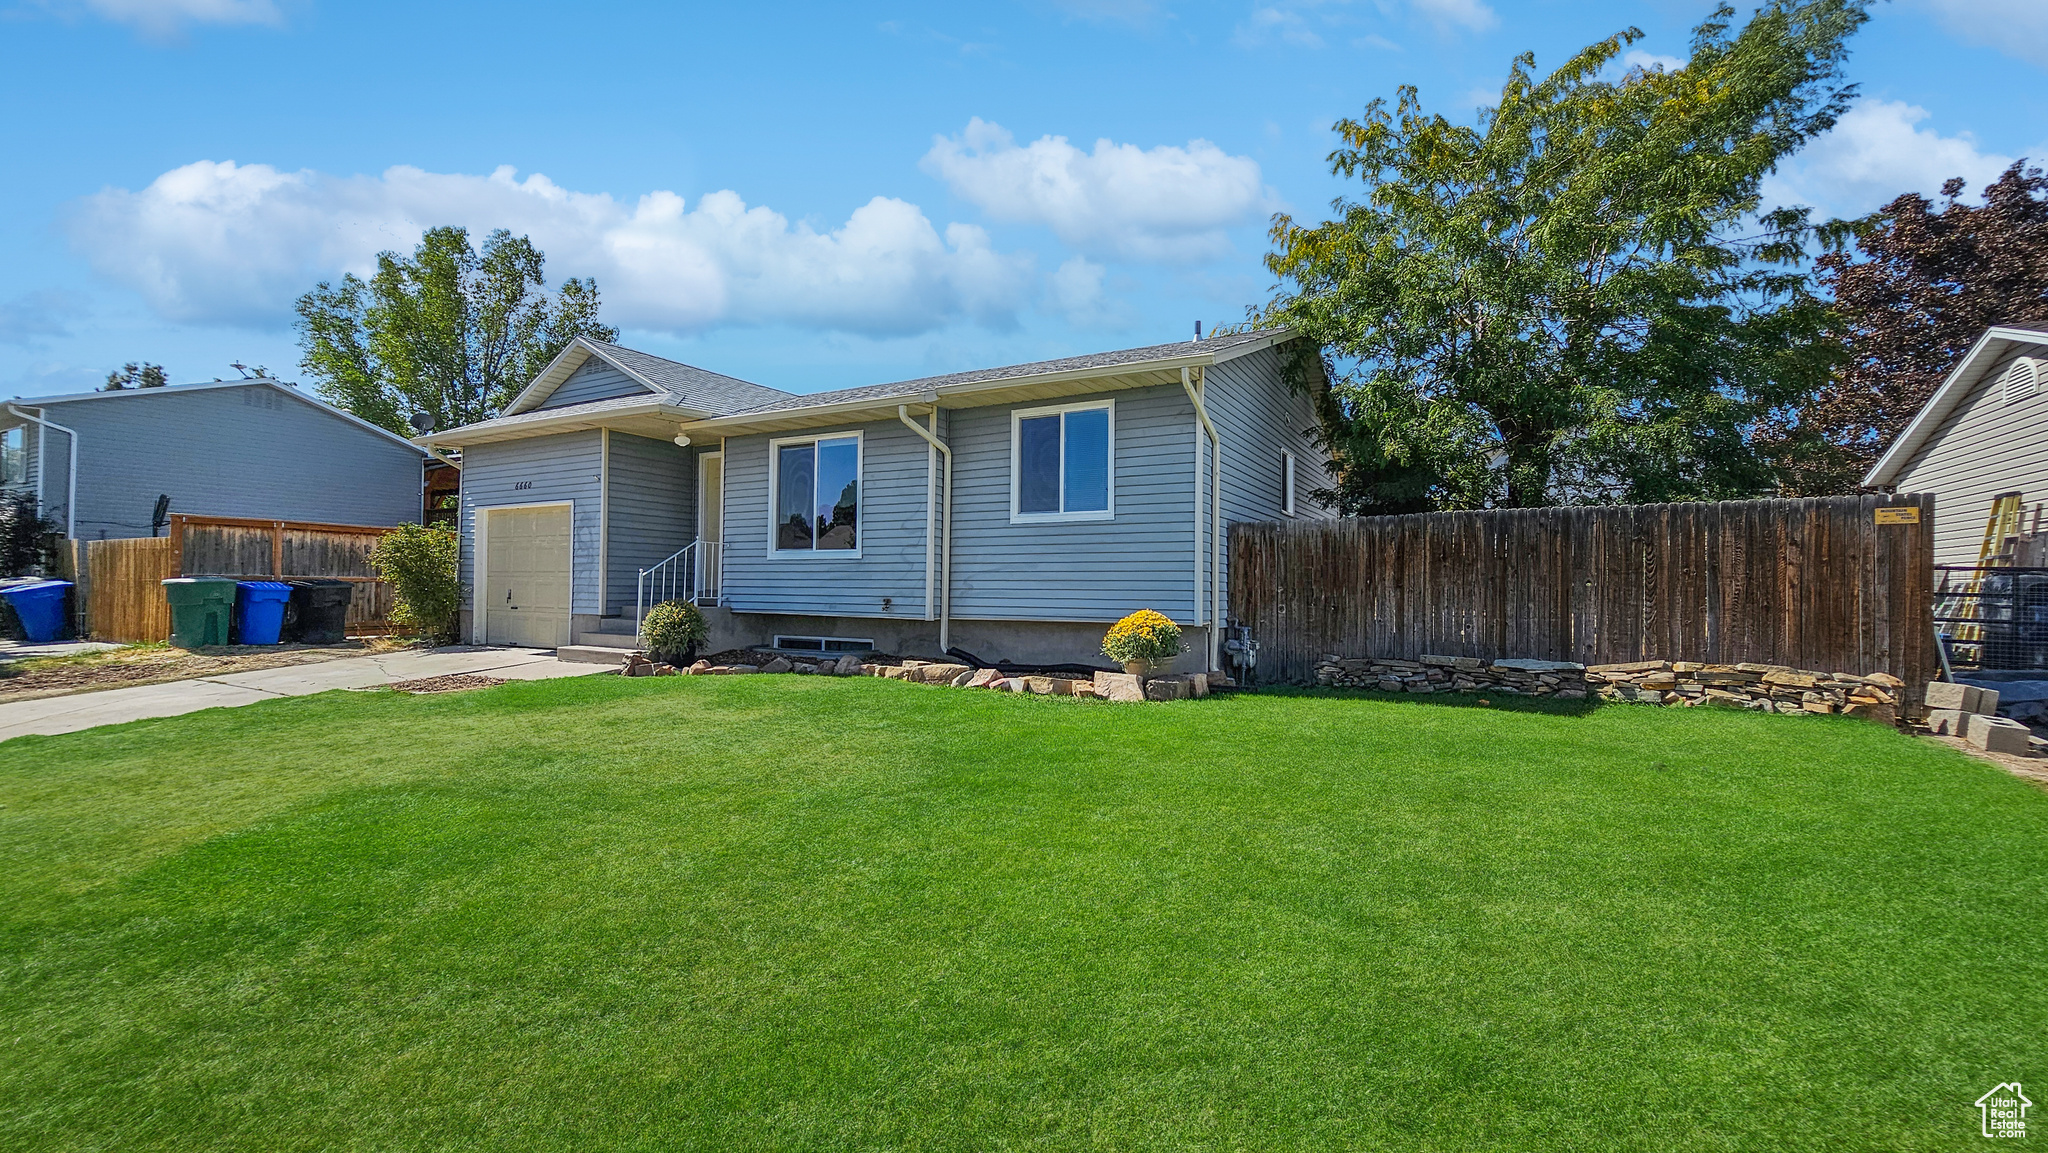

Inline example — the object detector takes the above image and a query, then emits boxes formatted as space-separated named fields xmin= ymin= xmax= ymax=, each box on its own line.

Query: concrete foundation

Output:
xmin=702 ymin=606 xmax=1212 ymax=668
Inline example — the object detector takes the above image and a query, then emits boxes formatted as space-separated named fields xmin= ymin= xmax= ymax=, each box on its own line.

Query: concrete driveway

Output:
xmin=0 ymin=646 xmax=606 ymax=742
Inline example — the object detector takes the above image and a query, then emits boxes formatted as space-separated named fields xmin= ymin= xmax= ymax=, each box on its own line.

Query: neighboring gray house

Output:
xmin=0 ymin=378 xmax=432 ymax=540
xmin=1864 ymin=325 xmax=2048 ymax=566
xmin=418 ymin=330 xmax=1334 ymax=668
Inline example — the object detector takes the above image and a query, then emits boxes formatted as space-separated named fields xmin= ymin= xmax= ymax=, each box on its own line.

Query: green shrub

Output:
xmin=0 ymin=493 xmax=60 ymax=578
xmin=640 ymin=600 xmax=708 ymax=662
xmin=368 ymin=523 xmax=462 ymax=643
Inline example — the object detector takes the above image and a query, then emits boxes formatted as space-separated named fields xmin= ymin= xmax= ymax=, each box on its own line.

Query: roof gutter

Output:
xmin=414 ymin=400 xmax=707 ymax=448
xmin=677 ymin=348 xmax=1240 ymax=438
xmin=5 ymin=404 xmax=77 ymax=539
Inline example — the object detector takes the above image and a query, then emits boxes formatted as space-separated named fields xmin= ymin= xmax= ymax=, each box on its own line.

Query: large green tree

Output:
xmin=1264 ymin=1 xmax=1867 ymax=512
xmin=295 ymin=227 xmax=618 ymax=436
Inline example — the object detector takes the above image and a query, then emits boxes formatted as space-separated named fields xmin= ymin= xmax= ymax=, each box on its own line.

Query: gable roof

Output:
xmin=1864 ymin=325 xmax=2048 ymax=488
xmin=4 ymin=377 xmax=429 ymax=457
xmin=421 ymin=327 xmax=1302 ymax=447
xmin=503 ymin=337 xmax=794 ymax=417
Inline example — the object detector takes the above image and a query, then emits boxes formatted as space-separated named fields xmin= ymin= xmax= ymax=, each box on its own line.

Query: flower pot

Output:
xmin=1122 ymin=656 xmax=1172 ymax=677
xmin=653 ymin=641 xmax=699 ymax=668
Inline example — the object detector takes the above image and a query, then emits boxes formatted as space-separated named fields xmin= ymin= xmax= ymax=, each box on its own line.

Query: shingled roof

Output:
xmin=719 ymin=328 xmax=1283 ymax=417
xmin=579 ymin=339 xmax=795 ymax=413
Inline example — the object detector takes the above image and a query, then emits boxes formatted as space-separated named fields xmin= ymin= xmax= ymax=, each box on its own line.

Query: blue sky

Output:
xmin=1 ymin=0 xmax=2043 ymax=399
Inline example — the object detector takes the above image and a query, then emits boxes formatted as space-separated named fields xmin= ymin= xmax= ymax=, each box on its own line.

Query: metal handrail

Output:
xmin=636 ymin=539 xmax=722 ymax=628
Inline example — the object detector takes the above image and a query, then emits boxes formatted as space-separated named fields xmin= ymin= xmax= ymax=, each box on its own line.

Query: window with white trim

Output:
xmin=1011 ymin=401 xmax=1113 ymax=521
xmin=0 ymin=427 xmax=22 ymax=487
xmin=1281 ymin=452 xmax=1297 ymax=516
xmin=770 ymin=433 xmax=861 ymax=554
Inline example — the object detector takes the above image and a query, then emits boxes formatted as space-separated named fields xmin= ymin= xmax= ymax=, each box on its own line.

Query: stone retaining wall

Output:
xmin=1313 ymin=653 xmax=1908 ymax=721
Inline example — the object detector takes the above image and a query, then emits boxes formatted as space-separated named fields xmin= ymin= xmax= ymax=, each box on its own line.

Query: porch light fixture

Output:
xmin=673 ymin=432 xmax=692 ymax=447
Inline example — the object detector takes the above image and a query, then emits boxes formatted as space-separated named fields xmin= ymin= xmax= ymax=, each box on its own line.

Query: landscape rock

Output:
xmin=908 ymin=662 xmax=972 ymax=686
xmin=1143 ymin=676 xmax=1193 ymax=701
xmin=724 ymin=664 xmax=759 ymax=675
xmin=950 ymin=669 xmax=977 ymax=687
xmin=1094 ymin=671 xmax=1146 ymax=702
xmin=966 ymin=667 xmax=1003 ymax=689
xmin=833 ymin=655 xmax=863 ymax=676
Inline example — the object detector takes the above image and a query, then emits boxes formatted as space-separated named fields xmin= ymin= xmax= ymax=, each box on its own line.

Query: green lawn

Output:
xmin=2 ymin=676 xmax=2043 ymax=1151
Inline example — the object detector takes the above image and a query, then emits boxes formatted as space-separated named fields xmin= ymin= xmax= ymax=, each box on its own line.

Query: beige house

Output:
xmin=1864 ymin=325 xmax=2048 ymax=567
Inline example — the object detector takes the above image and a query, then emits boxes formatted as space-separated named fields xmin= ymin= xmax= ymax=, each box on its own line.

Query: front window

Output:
xmin=773 ymin=434 xmax=860 ymax=553
xmin=0 ymin=427 xmax=23 ymax=487
xmin=1013 ymin=402 xmax=1112 ymax=521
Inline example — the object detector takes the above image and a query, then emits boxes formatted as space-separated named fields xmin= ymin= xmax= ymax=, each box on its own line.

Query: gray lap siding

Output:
xmin=458 ymin=432 xmax=605 ymax=616
xmin=720 ymin=382 xmax=1202 ymax=625
xmin=539 ymin=360 xmax=652 ymax=409
xmin=947 ymin=384 xmax=1200 ymax=623
xmin=603 ymin=432 xmax=697 ymax=614
xmin=720 ymin=417 xmax=938 ymax=619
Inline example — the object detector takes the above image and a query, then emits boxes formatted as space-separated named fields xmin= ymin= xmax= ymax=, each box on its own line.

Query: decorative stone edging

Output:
xmin=625 ymin=651 xmax=1227 ymax=702
xmin=1314 ymin=654 xmax=1589 ymax=699
xmin=1313 ymin=653 xmax=1909 ymax=720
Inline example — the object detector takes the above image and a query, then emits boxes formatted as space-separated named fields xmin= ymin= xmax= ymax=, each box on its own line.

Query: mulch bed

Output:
xmin=388 ymin=674 xmax=506 ymax=694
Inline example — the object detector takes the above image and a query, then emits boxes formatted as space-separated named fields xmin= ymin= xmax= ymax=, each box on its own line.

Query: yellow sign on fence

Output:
xmin=1874 ymin=507 xmax=1921 ymax=525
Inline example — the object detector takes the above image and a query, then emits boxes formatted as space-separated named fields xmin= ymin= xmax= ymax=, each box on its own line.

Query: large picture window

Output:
xmin=771 ymin=433 xmax=860 ymax=554
xmin=1011 ymin=401 xmax=1112 ymax=522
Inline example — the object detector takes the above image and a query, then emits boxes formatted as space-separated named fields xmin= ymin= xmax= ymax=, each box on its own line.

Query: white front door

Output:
xmin=697 ymin=452 xmax=723 ymax=595
xmin=484 ymin=505 xmax=572 ymax=648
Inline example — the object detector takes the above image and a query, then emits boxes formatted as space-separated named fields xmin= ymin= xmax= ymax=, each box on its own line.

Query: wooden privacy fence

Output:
xmin=84 ymin=536 xmax=177 ymax=644
xmin=78 ymin=514 xmax=396 ymax=642
xmin=1231 ymin=494 xmax=1937 ymax=688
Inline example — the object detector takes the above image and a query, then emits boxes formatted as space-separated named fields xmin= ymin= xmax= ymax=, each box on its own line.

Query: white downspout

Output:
xmin=6 ymin=404 xmax=77 ymax=540
xmin=922 ymin=413 xmax=937 ymax=620
xmin=898 ymin=404 xmax=953 ymax=653
xmin=599 ymin=427 xmax=611 ymax=617
xmin=1179 ymin=369 xmax=1222 ymax=671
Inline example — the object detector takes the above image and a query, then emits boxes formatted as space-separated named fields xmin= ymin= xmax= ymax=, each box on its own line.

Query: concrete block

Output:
xmin=1926 ymin=708 xmax=1966 ymax=735
xmin=1968 ymin=715 xmax=2033 ymax=755
xmin=1924 ymin=681 xmax=1970 ymax=711
xmin=1975 ymin=687 xmax=2002 ymax=715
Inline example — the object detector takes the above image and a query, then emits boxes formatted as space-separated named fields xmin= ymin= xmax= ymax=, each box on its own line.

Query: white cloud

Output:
xmin=38 ymin=0 xmax=281 ymax=34
xmin=1411 ymin=0 xmax=1494 ymax=34
xmin=1764 ymin=99 xmax=2014 ymax=219
xmin=1623 ymin=49 xmax=1684 ymax=72
xmin=921 ymin=118 xmax=1273 ymax=263
xmin=1908 ymin=0 xmax=2048 ymax=68
xmin=67 ymin=161 xmax=1034 ymax=337
xmin=1233 ymin=6 xmax=1323 ymax=48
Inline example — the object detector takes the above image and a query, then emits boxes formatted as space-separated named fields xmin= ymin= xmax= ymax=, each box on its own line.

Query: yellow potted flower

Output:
xmin=1101 ymin=609 xmax=1184 ymax=677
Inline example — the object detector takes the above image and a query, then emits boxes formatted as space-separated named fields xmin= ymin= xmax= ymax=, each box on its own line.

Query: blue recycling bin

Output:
xmin=0 ymin=580 xmax=71 ymax=643
xmin=233 ymin=581 xmax=293 ymax=646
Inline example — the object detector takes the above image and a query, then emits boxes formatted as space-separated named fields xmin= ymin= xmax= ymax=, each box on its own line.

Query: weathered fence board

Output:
xmin=85 ymin=536 xmax=177 ymax=643
xmin=1231 ymin=494 xmax=1937 ymax=688
xmin=80 ymin=514 xmax=399 ymax=642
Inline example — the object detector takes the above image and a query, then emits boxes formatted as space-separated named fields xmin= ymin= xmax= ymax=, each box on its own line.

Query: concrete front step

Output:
xmin=590 ymin=617 xmax=639 ymax=636
xmin=558 ymin=643 xmax=639 ymax=667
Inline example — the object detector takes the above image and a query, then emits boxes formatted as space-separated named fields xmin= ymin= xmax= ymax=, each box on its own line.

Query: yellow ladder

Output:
xmin=1955 ymin=492 xmax=2026 ymax=651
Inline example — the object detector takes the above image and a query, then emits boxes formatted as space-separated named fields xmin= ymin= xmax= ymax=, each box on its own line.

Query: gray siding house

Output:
xmin=421 ymin=330 xmax=1333 ymax=667
xmin=1864 ymin=325 xmax=2048 ymax=566
xmin=1 ymin=378 xmax=432 ymax=540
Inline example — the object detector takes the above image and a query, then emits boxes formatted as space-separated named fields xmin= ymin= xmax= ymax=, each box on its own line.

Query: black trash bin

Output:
xmin=285 ymin=579 xmax=354 ymax=644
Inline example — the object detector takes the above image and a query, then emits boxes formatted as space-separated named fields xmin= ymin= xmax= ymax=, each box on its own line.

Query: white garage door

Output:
xmin=484 ymin=505 xmax=572 ymax=649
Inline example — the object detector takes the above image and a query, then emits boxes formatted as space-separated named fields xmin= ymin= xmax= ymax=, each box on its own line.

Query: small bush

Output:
xmin=0 ymin=493 xmax=60 ymax=578
xmin=640 ymin=600 xmax=708 ymax=662
xmin=368 ymin=523 xmax=462 ymax=643
xmin=1101 ymin=609 xmax=1185 ymax=666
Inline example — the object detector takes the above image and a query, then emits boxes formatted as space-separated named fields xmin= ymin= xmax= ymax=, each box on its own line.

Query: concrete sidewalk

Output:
xmin=0 ymin=646 xmax=606 ymax=742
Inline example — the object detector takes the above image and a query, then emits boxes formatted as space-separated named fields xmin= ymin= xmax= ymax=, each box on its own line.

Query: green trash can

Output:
xmin=162 ymin=578 xmax=237 ymax=648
